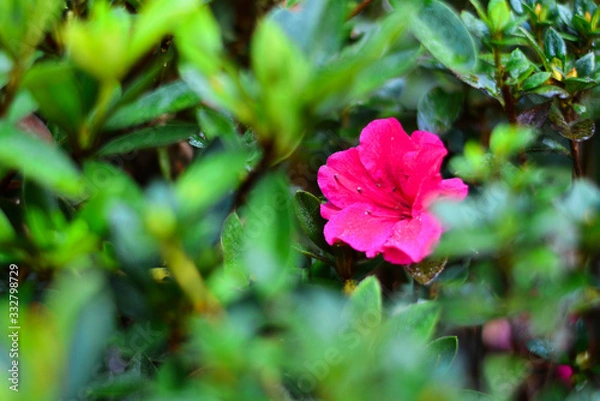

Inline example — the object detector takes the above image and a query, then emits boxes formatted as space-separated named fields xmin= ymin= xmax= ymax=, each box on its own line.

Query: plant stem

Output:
xmin=570 ymin=140 xmax=583 ymax=178
xmin=0 ymin=65 xmax=22 ymax=117
xmin=162 ymin=241 xmax=221 ymax=315
xmin=347 ymin=0 xmax=374 ymax=20
xmin=492 ymin=46 xmax=517 ymax=124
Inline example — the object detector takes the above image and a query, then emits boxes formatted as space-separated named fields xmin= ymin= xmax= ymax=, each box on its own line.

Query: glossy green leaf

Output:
xmin=411 ymin=0 xmax=477 ymax=73
xmin=404 ymin=257 xmax=448 ymax=285
xmin=417 ymin=87 xmax=464 ymax=134
xmin=427 ymin=336 xmax=459 ymax=372
xmin=549 ymin=104 xmax=596 ymax=142
xmin=98 ymin=123 xmax=198 ymax=156
xmin=347 ymin=276 xmax=382 ymax=326
xmin=574 ymin=53 xmax=595 ymax=77
xmin=543 ymin=28 xmax=566 ymax=61
xmin=294 ymin=190 xmax=330 ymax=251
xmin=488 ymin=0 xmax=512 ymax=33
xmin=105 ymin=81 xmax=199 ymax=130
xmin=521 ymin=72 xmax=551 ymax=90
xmin=0 ymin=122 xmax=82 ymax=196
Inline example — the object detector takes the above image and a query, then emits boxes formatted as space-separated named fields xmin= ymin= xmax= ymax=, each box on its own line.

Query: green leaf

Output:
xmin=426 ymin=336 xmax=459 ymax=372
xmin=404 ymin=257 xmax=448 ymax=285
xmin=22 ymin=62 xmax=97 ymax=134
xmin=489 ymin=123 xmax=535 ymax=158
xmin=0 ymin=0 xmax=62 ymax=61
xmin=98 ymin=123 xmax=198 ymax=156
xmin=241 ymin=173 xmax=299 ymax=297
xmin=417 ymin=87 xmax=464 ymax=134
xmin=488 ymin=0 xmax=512 ymax=33
xmin=221 ymin=212 xmax=249 ymax=283
xmin=271 ymin=0 xmax=346 ymax=64
xmin=483 ymin=355 xmax=529 ymax=400
xmin=347 ymin=276 xmax=382 ymax=326
xmin=525 ymin=85 xmax=569 ymax=99
xmin=543 ymin=28 xmax=566 ymax=61
xmin=386 ymin=301 xmax=441 ymax=342
xmin=549 ymin=105 xmax=595 ymax=142
xmin=461 ymin=11 xmax=490 ymax=38
xmin=411 ymin=0 xmax=477 ymax=73
xmin=564 ymin=77 xmax=598 ymax=94
xmin=521 ymin=72 xmax=551 ymax=90
xmin=574 ymin=53 xmax=595 ymax=77
xmin=294 ymin=190 xmax=330 ymax=251
xmin=105 ymin=81 xmax=199 ymax=130
xmin=48 ymin=270 xmax=115 ymax=400
xmin=505 ymin=49 xmax=533 ymax=80
xmin=197 ymin=107 xmax=237 ymax=144
xmin=0 ymin=208 xmax=15 ymax=243
xmin=176 ymin=151 xmax=247 ymax=217
xmin=0 ymin=122 xmax=82 ymax=197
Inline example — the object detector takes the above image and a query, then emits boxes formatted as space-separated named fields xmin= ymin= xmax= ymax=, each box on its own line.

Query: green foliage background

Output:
xmin=0 ymin=0 xmax=599 ymax=400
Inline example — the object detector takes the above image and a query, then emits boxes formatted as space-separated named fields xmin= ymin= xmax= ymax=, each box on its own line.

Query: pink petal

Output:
xmin=320 ymin=202 xmax=341 ymax=220
xmin=318 ymin=148 xmax=396 ymax=211
xmin=438 ymin=178 xmax=469 ymax=201
xmin=358 ymin=118 xmax=416 ymax=187
xmin=402 ymin=131 xmax=448 ymax=204
xmin=323 ymin=203 xmax=399 ymax=258
xmin=381 ymin=212 xmax=443 ymax=264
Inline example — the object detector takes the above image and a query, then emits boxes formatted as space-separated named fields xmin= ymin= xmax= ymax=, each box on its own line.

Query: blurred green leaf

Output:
xmin=219 ymin=212 xmax=250 ymax=291
xmin=271 ymin=0 xmax=346 ymax=64
xmin=48 ymin=270 xmax=115 ymax=400
xmin=98 ymin=123 xmax=198 ymax=156
xmin=347 ymin=276 xmax=382 ymax=326
xmin=175 ymin=150 xmax=247 ymax=217
xmin=294 ymin=190 xmax=330 ymax=251
xmin=242 ymin=173 xmax=299 ymax=297
xmin=483 ymin=355 xmax=529 ymax=400
xmin=0 ymin=0 xmax=62 ymax=61
xmin=417 ymin=87 xmax=464 ymax=134
xmin=427 ymin=336 xmax=459 ymax=372
xmin=489 ymin=123 xmax=535 ymax=158
xmin=386 ymin=301 xmax=440 ymax=342
xmin=0 ymin=208 xmax=15 ymax=243
xmin=0 ymin=122 xmax=82 ymax=196
xmin=105 ymin=81 xmax=199 ymax=130
xmin=411 ymin=0 xmax=477 ymax=73
xmin=22 ymin=62 xmax=97 ymax=134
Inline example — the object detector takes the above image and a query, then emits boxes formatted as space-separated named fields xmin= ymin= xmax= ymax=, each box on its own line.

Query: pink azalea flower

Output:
xmin=317 ymin=118 xmax=468 ymax=265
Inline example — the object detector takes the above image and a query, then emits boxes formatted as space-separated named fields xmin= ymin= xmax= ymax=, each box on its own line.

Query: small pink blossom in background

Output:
xmin=556 ymin=365 xmax=573 ymax=386
xmin=482 ymin=319 xmax=512 ymax=351
xmin=317 ymin=118 xmax=468 ymax=265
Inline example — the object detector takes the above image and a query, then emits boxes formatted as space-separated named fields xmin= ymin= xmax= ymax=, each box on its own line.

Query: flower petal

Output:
xmin=438 ymin=178 xmax=469 ymax=201
xmin=402 ymin=131 xmax=448 ymax=206
xmin=381 ymin=212 xmax=443 ymax=264
xmin=318 ymin=147 xmax=396 ymax=211
xmin=323 ymin=203 xmax=399 ymax=258
xmin=358 ymin=118 xmax=416 ymax=188
xmin=320 ymin=202 xmax=341 ymax=220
